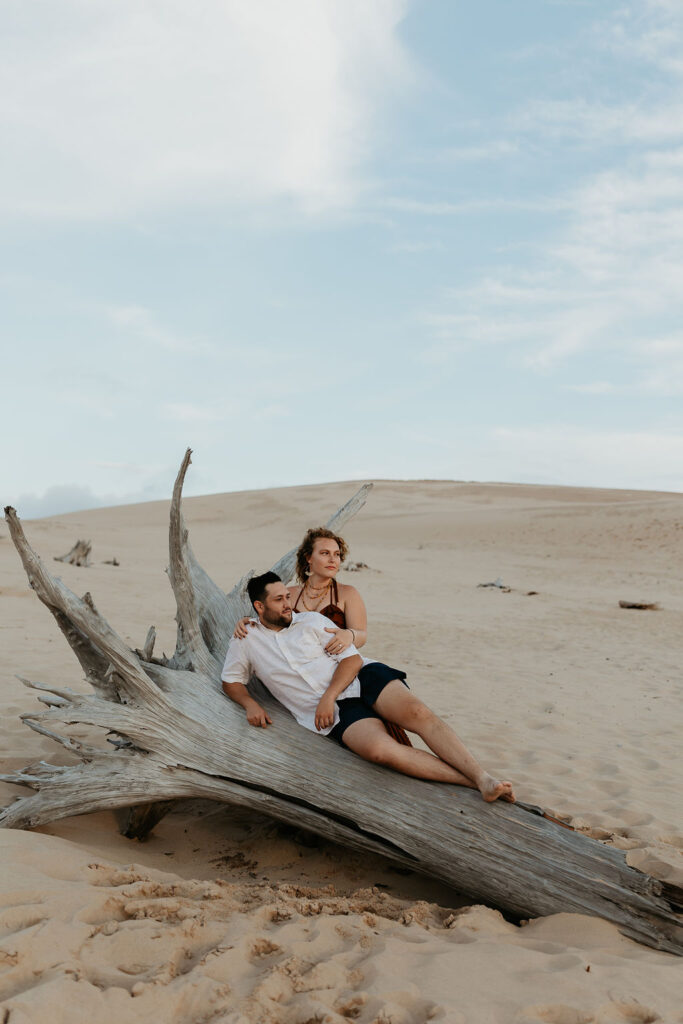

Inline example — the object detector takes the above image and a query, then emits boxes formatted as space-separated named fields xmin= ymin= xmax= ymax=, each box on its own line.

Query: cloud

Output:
xmin=387 ymin=240 xmax=444 ymax=253
xmin=596 ymin=0 xmax=683 ymax=73
xmin=430 ymin=141 xmax=520 ymax=163
xmin=8 ymin=484 xmax=121 ymax=519
xmin=513 ymin=99 xmax=683 ymax=145
xmin=447 ymin=141 xmax=519 ymax=161
xmin=0 ymin=0 xmax=413 ymax=221
xmin=566 ymin=381 xmax=617 ymax=395
xmin=7 ymin=461 xmax=188 ymax=518
xmin=422 ymin=3 xmax=683 ymax=385
xmin=635 ymin=336 xmax=683 ymax=395
xmin=162 ymin=399 xmax=288 ymax=427
xmin=163 ymin=403 xmax=228 ymax=424
xmin=92 ymin=460 xmax=159 ymax=475
xmin=513 ymin=3 xmax=683 ymax=146
xmin=383 ymin=198 xmax=472 ymax=216
xmin=489 ymin=426 xmax=683 ymax=491
xmin=515 ymin=5 xmax=683 ymax=139
xmin=106 ymin=305 xmax=212 ymax=354
xmin=383 ymin=196 xmax=565 ymax=216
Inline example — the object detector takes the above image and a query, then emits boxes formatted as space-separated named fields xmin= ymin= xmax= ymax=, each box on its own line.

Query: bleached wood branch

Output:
xmin=167 ymin=449 xmax=218 ymax=677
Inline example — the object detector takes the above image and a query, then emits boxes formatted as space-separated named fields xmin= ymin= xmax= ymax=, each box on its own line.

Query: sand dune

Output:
xmin=1 ymin=480 xmax=682 ymax=1020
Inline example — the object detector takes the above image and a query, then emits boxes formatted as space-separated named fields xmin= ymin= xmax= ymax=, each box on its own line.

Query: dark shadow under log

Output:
xmin=115 ymin=800 xmax=179 ymax=840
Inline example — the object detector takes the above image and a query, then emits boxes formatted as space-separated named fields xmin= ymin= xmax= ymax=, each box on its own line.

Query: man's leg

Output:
xmin=340 ymin=718 xmax=477 ymax=786
xmin=373 ymin=681 xmax=515 ymax=803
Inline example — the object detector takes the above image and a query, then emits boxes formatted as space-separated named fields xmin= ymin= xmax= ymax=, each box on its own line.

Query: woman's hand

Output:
xmin=315 ymin=694 xmax=336 ymax=732
xmin=233 ymin=617 xmax=257 ymax=639
xmin=324 ymin=627 xmax=354 ymax=656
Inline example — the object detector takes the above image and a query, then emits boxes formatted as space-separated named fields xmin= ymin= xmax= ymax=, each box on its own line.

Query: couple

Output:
xmin=221 ymin=527 xmax=514 ymax=804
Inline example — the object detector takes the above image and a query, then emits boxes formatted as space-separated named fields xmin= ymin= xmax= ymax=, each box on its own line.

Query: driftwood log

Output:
xmin=2 ymin=451 xmax=682 ymax=956
xmin=54 ymin=539 xmax=92 ymax=566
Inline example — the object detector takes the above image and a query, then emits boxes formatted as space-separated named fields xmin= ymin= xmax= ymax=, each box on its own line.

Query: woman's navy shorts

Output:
xmin=328 ymin=662 xmax=408 ymax=747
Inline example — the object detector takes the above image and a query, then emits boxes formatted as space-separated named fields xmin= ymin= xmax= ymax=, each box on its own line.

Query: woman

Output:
xmin=234 ymin=527 xmax=366 ymax=656
xmin=234 ymin=527 xmax=411 ymax=745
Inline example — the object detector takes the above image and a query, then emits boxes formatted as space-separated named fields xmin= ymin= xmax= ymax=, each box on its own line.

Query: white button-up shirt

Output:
xmin=221 ymin=611 xmax=372 ymax=735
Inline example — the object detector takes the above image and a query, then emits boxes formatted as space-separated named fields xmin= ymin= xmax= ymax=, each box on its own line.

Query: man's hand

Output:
xmin=223 ymin=681 xmax=272 ymax=727
xmin=246 ymin=702 xmax=273 ymax=728
xmin=315 ymin=694 xmax=336 ymax=732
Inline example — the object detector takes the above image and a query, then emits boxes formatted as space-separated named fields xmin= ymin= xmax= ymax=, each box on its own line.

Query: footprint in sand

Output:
xmin=0 ymin=904 xmax=47 ymax=937
xmin=248 ymin=937 xmax=282 ymax=960
xmin=514 ymin=938 xmax=584 ymax=966
xmin=657 ymin=833 xmax=683 ymax=849
xmin=333 ymin=991 xmax=368 ymax=1018
xmin=600 ymin=781 xmax=630 ymax=798
xmin=596 ymin=996 xmax=661 ymax=1022
xmin=615 ymin=811 xmax=654 ymax=827
xmin=517 ymin=997 xmax=662 ymax=1024
xmin=593 ymin=760 xmax=619 ymax=777
xmin=516 ymin=1005 xmax=593 ymax=1024
xmin=518 ymin=749 xmax=539 ymax=766
xmin=633 ymin=757 xmax=660 ymax=772
xmin=85 ymin=863 xmax=147 ymax=887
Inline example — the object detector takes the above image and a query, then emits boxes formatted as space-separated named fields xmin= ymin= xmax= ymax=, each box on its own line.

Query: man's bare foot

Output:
xmin=478 ymin=774 xmax=515 ymax=803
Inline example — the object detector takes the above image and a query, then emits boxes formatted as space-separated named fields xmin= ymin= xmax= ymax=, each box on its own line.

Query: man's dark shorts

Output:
xmin=328 ymin=661 xmax=408 ymax=747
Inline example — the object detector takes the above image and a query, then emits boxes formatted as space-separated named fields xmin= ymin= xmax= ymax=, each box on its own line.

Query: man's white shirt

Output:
xmin=221 ymin=611 xmax=373 ymax=735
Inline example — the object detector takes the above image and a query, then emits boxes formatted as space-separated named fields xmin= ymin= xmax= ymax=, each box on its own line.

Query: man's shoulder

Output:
xmin=227 ymin=625 xmax=259 ymax=654
xmin=292 ymin=611 xmax=329 ymax=630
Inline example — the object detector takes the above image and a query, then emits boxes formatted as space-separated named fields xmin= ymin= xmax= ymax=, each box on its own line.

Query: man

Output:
xmin=221 ymin=571 xmax=514 ymax=803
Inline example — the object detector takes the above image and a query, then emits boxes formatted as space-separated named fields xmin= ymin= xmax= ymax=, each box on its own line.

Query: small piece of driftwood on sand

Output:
xmin=2 ymin=451 xmax=681 ymax=955
xmin=54 ymin=539 xmax=92 ymax=567
xmin=477 ymin=577 xmax=511 ymax=592
xmin=619 ymin=600 xmax=659 ymax=611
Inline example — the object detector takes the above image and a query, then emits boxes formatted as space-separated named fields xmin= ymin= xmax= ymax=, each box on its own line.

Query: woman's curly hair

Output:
xmin=295 ymin=528 xmax=348 ymax=584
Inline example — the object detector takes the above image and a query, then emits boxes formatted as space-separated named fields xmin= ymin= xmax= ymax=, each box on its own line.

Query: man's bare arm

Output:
xmin=315 ymin=654 xmax=363 ymax=732
xmin=222 ymin=681 xmax=273 ymax=728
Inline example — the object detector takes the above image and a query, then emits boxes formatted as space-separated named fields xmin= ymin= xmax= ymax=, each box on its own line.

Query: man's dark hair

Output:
xmin=247 ymin=571 xmax=281 ymax=608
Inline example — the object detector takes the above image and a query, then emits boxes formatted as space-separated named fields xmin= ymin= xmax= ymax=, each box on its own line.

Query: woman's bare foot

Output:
xmin=478 ymin=773 xmax=515 ymax=803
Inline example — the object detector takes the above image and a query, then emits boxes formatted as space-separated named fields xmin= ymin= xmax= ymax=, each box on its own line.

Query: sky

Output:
xmin=3 ymin=0 xmax=683 ymax=517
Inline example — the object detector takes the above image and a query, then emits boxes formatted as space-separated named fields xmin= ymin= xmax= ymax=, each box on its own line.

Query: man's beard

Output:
xmin=263 ymin=608 xmax=292 ymax=629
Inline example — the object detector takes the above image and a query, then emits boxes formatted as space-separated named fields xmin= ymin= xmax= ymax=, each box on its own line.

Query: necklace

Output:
xmin=305 ymin=580 xmax=330 ymax=594
xmin=305 ymin=580 xmax=330 ymax=597
xmin=301 ymin=579 xmax=331 ymax=611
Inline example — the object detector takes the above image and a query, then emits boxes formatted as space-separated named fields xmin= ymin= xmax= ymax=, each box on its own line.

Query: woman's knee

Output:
xmin=399 ymin=697 xmax=436 ymax=731
xmin=353 ymin=736 xmax=398 ymax=766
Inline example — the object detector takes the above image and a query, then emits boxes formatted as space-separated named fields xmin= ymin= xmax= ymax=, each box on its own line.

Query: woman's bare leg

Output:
xmin=373 ymin=682 xmax=515 ymax=803
xmin=340 ymin=719 xmax=476 ymax=786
